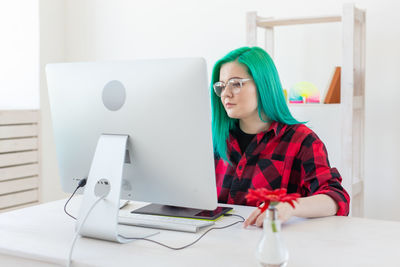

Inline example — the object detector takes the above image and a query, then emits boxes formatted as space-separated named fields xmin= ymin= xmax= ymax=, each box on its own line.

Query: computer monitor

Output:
xmin=46 ymin=58 xmax=218 ymax=213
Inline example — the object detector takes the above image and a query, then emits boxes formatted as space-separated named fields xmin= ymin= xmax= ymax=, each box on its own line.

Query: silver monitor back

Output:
xmin=46 ymin=58 xmax=217 ymax=210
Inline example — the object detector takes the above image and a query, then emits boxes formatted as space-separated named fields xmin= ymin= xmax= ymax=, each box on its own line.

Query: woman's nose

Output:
xmin=220 ymin=86 xmax=233 ymax=98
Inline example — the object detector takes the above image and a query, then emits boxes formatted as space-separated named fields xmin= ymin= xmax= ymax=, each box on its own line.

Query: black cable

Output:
xmin=224 ymin=213 xmax=246 ymax=221
xmin=64 ymin=178 xmax=87 ymax=220
xmin=119 ymin=214 xmax=245 ymax=250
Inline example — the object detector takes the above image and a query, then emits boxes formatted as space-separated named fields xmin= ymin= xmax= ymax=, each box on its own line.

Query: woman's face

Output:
xmin=218 ymin=61 xmax=258 ymax=120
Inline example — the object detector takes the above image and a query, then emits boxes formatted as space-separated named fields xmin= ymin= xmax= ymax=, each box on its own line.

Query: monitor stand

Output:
xmin=76 ymin=134 xmax=158 ymax=243
xmin=132 ymin=203 xmax=232 ymax=220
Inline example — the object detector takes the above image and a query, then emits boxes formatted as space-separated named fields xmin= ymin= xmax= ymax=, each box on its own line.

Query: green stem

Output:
xmin=269 ymin=203 xmax=278 ymax=233
xmin=271 ymin=220 xmax=278 ymax=233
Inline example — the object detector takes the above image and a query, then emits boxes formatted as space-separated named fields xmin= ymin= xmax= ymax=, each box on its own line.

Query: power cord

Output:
xmin=67 ymin=195 xmax=105 ymax=267
xmin=64 ymin=180 xmax=246 ymax=253
xmin=64 ymin=178 xmax=87 ymax=220
xmin=118 ymin=213 xmax=245 ymax=250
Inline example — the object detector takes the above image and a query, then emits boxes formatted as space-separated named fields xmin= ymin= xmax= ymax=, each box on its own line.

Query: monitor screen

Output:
xmin=46 ymin=58 xmax=217 ymax=211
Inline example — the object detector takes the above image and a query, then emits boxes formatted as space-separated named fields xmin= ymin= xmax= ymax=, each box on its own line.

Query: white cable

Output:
xmin=66 ymin=196 xmax=105 ymax=267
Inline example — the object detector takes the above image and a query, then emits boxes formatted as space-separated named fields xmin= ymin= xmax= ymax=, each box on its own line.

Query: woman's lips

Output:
xmin=225 ymin=103 xmax=235 ymax=108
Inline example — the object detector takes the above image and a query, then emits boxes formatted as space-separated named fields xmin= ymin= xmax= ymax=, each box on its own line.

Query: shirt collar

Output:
xmin=253 ymin=121 xmax=285 ymax=145
xmin=228 ymin=120 xmax=286 ymax=147
xmin=266 ymin=120 xmax=281 ymax=136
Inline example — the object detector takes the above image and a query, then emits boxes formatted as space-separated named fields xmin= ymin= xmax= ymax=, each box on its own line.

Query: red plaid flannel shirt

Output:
xmin=215 ymin=121 xmax=350 ymax=216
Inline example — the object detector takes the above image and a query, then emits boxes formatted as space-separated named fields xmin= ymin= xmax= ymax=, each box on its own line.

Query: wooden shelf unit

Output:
xmin=246 ymin=3 xmax=366 ymax=217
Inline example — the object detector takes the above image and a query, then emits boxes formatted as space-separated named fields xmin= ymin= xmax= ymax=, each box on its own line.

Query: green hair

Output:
xmin=211 ymin=46 xmax=302 ymax=163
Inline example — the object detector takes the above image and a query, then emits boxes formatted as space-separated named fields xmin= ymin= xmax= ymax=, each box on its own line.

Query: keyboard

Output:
xmin=118 ymin=213 xmax=215 ymax=233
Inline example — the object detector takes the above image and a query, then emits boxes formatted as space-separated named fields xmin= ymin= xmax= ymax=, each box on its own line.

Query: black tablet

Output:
xmin=131 ymin=204 xmax=233 ymax=220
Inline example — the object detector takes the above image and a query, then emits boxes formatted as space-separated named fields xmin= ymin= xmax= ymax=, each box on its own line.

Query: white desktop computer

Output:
xmin=46 ymin=58 xmax=229 ymax=242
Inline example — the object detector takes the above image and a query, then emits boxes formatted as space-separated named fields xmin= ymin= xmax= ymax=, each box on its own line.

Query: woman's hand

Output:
xmin=243 ymin=202 xmax=295 ymax=228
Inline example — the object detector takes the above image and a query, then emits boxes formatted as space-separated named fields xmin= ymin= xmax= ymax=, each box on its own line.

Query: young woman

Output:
xmin=210 ymin=47 xmax=350 ymax=227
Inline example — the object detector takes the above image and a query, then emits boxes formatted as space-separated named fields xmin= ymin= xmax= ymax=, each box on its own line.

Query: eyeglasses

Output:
xmin=213 ymin=78 xmax=252 ymax=97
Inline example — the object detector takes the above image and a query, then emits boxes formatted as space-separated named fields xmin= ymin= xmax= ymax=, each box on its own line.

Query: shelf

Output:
xmin=257 ymin=15 xmax=341 ymax=28
xmin=288 ymin=103 xmax=341 ymax=107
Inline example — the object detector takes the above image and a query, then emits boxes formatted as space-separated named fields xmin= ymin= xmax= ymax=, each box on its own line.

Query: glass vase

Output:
xmin=255 ymin=206 xmax=289 ymax=267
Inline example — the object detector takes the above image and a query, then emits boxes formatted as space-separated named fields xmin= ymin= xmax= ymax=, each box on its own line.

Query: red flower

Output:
xmin=245 ymin=188 xmax=300 ymax=213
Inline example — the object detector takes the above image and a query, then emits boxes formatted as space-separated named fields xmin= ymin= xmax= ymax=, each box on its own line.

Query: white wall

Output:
xmin=39 ymin=0 xmax=68 ymax=202
xmin=0 ymin=0 xmax=39 ymax=109
xmin=37 ymin=0 xmax=400 ymax=221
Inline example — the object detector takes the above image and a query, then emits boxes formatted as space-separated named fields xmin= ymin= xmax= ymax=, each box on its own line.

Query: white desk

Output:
xmin=0 ymin=198 xmax=399 ymax=267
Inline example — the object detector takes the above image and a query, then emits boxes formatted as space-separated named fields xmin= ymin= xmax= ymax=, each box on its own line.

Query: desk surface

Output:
xmin=0 ymin=197 xmax=400 ymax=267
